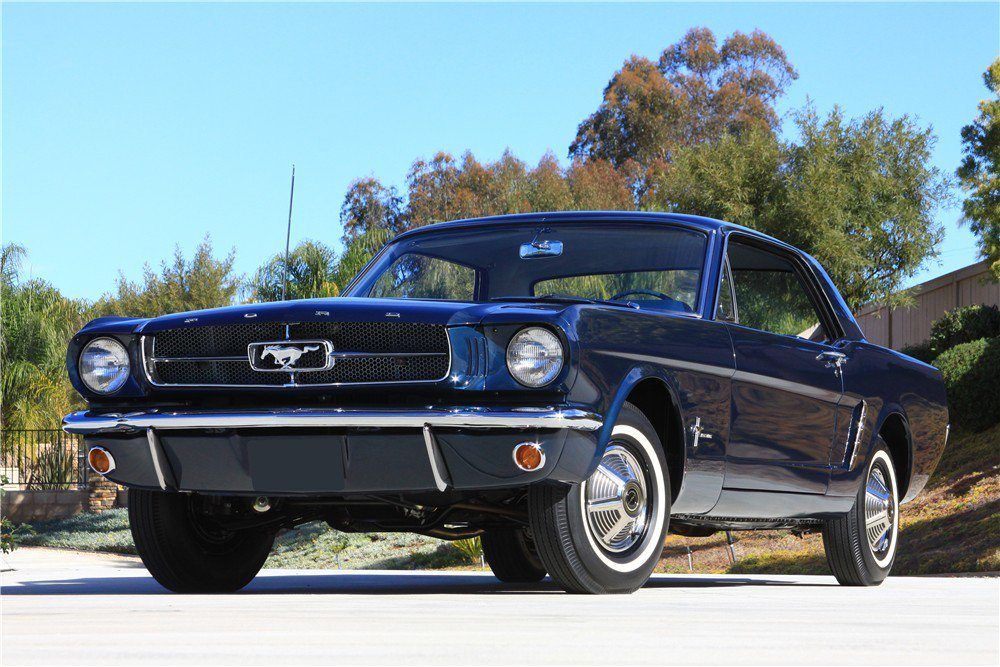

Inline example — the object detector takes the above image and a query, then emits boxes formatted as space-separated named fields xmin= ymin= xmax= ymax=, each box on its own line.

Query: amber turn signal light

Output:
xmin=513 ymin=442 xmax=545 ymax=471
xmin=88 ymin=447 xmax=115 ymax=475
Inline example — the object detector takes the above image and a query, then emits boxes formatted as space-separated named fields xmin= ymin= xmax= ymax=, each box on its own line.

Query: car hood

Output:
xmin=78 ymin=297 xmax=573 ymax=335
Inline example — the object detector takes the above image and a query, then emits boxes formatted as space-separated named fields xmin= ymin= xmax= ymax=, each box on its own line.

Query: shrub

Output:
xmin=26 ymin=441 xmax=76 ymax=489
xmin=452 ymin=537 xmax=483 ymax=564
xmin=935 ymin=337 xmax=1000 ymax=432
xmin=900 ymin=341 xmax=936 ymax=364
xmin=929 ymin=304 xmax=1000 ymax=357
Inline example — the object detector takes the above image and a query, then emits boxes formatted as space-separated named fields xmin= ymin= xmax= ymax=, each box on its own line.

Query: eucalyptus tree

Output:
xmin=958 ymin=58 xmax=1000 ymax=278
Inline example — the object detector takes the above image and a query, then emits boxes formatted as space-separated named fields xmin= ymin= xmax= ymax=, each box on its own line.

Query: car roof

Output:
xmin=392 ymin=210 xmax=778 ymax=244
xmin=380 ymin=210 xmax=864 ymax=341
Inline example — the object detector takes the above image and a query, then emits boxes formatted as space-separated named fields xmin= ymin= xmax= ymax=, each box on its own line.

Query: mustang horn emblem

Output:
xmin=260 ymin=344 xmax=321 ymax=370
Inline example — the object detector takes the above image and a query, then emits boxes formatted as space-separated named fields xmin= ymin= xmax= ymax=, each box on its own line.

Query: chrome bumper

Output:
xmin=62 ymin=407 xmax=603 ymax=435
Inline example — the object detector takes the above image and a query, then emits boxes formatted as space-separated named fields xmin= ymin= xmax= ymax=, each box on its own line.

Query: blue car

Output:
xmin=63 ymin=212 xmax=949 ymax=593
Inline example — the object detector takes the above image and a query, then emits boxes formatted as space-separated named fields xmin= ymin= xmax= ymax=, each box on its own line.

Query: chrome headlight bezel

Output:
xmin=79 ymin=337 xmax=131 ymax=395
xmin=505 ymin=326 xmax=565 ymax=388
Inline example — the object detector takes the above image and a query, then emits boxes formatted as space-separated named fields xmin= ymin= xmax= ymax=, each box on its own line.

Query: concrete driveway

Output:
xmin=2 ymin=548 xmax=998 ymax=665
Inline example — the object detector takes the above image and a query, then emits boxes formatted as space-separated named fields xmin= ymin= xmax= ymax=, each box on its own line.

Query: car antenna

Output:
xmin=280 ymin=164 xmax=296 ymax=301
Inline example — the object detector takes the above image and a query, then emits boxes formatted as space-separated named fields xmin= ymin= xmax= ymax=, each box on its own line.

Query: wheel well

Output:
xmin=626 ymin=378 xmax=683 ymax=502
xmin=879 ymin=413 xmax=912 ymax=499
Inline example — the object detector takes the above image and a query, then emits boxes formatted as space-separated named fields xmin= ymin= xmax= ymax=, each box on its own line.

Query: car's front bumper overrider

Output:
xmin=63 ymin=407 xmax=604 ymax=496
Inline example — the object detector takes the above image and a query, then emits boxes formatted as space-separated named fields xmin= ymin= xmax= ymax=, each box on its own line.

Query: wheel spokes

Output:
xmin=587 ymin=497 xmax=624 ymax=514
xmin=583 ymin=443 xmax=651 ymax=553
xmin=596 ymin=462 xmax=630 ymax=488
xmin=863 ymin=462 xmax=896 ymax=561
xmin=602 ymin=511 xmax=632 ymax=543
xmin=866 ymin=510 xmax=889 ymax=530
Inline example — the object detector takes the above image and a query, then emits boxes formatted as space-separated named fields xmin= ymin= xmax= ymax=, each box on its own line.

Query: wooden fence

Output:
xmin=855 ymin=260 xmax=999 ymax=350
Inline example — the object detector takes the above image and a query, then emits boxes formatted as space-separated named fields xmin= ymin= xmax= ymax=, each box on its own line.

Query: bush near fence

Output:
xmin=1 ymin=430 xmax=86 ymax=490
xmin=928 ymin=305 xmax=1000 ymax=359
xmin=0 ymin=429 xmax=122 ymax=525
xmin=936 ymin=337 xmax=1000 ymax=432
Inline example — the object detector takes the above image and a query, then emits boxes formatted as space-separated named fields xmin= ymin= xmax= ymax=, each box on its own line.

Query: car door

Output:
xmin=720 ymin=235 xmax=845 ymax=494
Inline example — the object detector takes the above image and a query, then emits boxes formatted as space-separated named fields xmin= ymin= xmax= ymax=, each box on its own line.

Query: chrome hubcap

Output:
xmin=583 ymin=444 xmax=649 ymax=553
xmin=865 ymin=466 xmax=895 ymax=559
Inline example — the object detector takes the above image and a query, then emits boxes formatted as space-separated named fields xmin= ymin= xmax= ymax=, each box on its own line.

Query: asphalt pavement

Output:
xmin=2 ymin=548 xmax=997 ymax=665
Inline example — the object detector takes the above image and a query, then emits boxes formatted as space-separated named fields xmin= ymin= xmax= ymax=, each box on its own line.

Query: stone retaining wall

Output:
xmin=87 ymin=475 xmax=119 ymax=512
xmin=1 ymin=490 xmax=87 ymax=523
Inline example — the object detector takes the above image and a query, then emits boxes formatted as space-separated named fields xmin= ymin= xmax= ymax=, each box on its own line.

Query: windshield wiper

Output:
xmin=489 ymin=294 xmax=639 ymax=309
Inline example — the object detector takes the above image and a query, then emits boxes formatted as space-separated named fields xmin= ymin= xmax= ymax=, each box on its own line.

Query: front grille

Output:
xmin=145 ymin=322 xmax=451 ymax=387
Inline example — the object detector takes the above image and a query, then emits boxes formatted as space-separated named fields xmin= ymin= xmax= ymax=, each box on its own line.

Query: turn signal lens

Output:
xmin=513 ymin=442 xmax=545 ymax=471
xmin=88 ymin=447 xmax=115 ymax=475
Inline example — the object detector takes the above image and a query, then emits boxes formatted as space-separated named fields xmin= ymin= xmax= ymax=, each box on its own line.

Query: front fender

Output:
xmin=597 ymin=366 xmax=685 ymax=455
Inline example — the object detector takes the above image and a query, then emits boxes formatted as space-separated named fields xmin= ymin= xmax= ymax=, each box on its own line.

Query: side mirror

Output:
xmin=519 ymin=240 xmax=563 ymax=259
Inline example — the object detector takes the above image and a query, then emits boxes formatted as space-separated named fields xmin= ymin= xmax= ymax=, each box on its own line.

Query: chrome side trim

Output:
xmin=600 ymin=350 xmax=734 ymax=378
xmin=603 ymin=349 xmax=861 ymax=406
xmin=733 ymin=370 xmax=843 ymax=405
xmin=422 ymin=425 xmax=451 ymax=492
xmin=846 ymin=400 xmax=868 ymax=470
xmin=63 ymin=407 xmax=603 ymax=434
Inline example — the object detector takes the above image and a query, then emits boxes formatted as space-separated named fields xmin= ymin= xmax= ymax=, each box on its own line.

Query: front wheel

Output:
xmin=822 ymin=438 xmax=900 ymax=586
xmin=129 ymin=489 xmax=276 ymax=593
xmin=528 ymin=403 xmax=670 ymax=594
xmin=481 ymin=528 xmax=547 ymax=583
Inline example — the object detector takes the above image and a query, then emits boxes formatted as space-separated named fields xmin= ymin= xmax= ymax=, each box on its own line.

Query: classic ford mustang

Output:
xmin=63 ymin=212 xmax=948 ymax=594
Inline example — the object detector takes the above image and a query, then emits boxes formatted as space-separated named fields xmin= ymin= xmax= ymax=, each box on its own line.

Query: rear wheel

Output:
xmin=129 ymin=489 xmax=276 ymax=593
xmin=528 ymin=403 xmax=670 ymax=594
xmin=822 ymin=438 xmax=900 ymax=586
xmin=481 ymin=528 xmax=547 ymax=583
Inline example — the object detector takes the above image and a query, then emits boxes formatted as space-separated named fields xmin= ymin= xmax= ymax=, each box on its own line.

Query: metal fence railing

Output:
xmin=0 ymin=429 xmax=87 ymax=490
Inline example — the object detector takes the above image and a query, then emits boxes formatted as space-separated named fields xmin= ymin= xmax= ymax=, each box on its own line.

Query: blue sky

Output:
xmin=3 ymin=2 xmax=998 ymax=301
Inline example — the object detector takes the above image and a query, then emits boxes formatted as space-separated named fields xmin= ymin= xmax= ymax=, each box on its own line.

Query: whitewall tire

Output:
xmin=822 ymin=438 xmax=900 ymax=586
xmin=528 ymin=402 xmax=670 ymax=594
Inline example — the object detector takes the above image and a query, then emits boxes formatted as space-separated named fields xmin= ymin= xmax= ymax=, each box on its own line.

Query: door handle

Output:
xmin=816 ymin=351 xmax=848 ymax=369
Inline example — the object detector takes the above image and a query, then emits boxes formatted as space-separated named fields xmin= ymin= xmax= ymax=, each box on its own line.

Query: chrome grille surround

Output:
xmin=142 ymin=321 xmax=452 ymax=388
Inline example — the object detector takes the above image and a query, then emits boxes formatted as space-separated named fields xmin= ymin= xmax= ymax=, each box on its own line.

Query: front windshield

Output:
xmin=348 ymin=223 xmax=707 ymax=313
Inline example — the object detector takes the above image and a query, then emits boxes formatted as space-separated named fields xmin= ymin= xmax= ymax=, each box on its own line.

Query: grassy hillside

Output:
xmin=656 ymin=424 xmax=1000 ymax=576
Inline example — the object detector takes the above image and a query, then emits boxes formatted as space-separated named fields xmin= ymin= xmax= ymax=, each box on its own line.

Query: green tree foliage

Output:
xmin=102 ymin=236 xmax=240 ymax=317
xmin=1 ymin=245 xmax=90 ymax=430
xmin=246 ymin=150 xmax=634 ymax=304
xmin=340 ymin=177 xmax=406 ymax=245
xmin=370 ymin=254 xmax=475 ymax=301
xmin=935 ymin=337 xmax=1000 ymax=432
xmin=570 ymin=28 xmax=797 ymax=175
xmin=649 ymin=107 xmax=951 ymax=310
xmin=333 ymin=226 xmax=395 ymax=291
xmin=404 ymin=150 xmax=633 ymax=228
xmin=957 ymin=58 xmax=1000 ymax=279
xmin=929 ymin=304 xmax=1000 ymax=358
xmin=246 ymin=240 xmax=341 ymax=303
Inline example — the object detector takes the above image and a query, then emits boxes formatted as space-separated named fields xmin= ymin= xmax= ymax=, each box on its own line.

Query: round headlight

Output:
xmin=79 ymin=337 xmax=130 ymax=394
xmin=506 ymin=327 xmax=565 ymax=387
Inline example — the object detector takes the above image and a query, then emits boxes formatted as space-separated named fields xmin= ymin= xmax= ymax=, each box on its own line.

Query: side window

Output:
xmin=727 ymin=240 xmax=828 ymax=342
xmin=716 ymin=259 xmax=737 ymax=323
